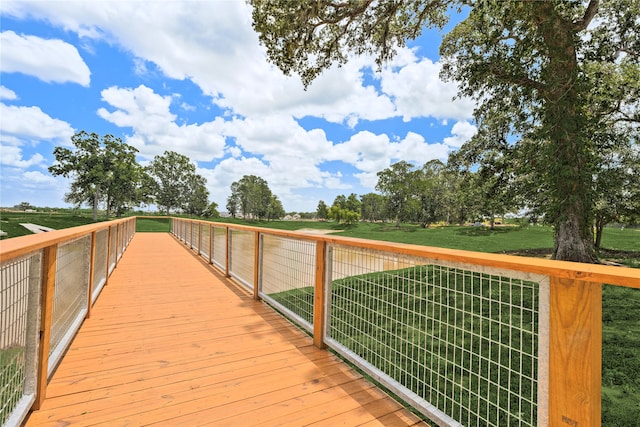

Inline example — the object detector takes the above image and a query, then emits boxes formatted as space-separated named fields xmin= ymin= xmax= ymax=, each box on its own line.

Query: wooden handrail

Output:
xmin=0 ymin=218 xmax=132 ymax=261
xmin=177 ymin=219 xmax=640 ymax=289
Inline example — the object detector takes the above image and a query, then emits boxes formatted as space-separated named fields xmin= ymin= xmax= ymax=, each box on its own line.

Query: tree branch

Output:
xmin=574 ymin=0 xmax=600 ymax=31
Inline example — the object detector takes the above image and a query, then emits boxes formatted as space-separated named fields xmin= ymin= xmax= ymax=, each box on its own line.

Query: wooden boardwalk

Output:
xmin=25 ymin=233 xmax=426 ymax=426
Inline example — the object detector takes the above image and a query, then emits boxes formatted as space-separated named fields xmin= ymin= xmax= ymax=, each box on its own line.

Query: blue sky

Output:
xmin=1 ymin=1 xmax=476 ymax=213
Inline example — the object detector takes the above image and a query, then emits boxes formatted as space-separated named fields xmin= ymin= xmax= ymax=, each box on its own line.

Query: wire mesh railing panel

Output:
xmin=92 ymin=229 xmax=109 ymax=303
xmin=116 ymin=225 xmax=123 ymax=261
xmin=260 ymin=235 xmax=316 ymax=331
xmin=49 ymin=236 xmax=90 ymax=374
xmin=212 ymin=226 xmax=226 ymax=269
xmin=326 ymin=244 xmax=543 ymax=427
xmin=185 ymin=222 xmax=192 ymax=246
xmin=200 ymin=224 xmax=211 ymax=260
xmin=191 ymin=224 xmax=199 ymax=251
xmin=181 ymin=220 xmax=188 ymax=241
xmin=0 ymin=251 xmax=41 ymax=426
xmin=171 ymin=219 xmax=178 ymax=239
xmin=173 ymin=219 xmax=185 ymax=241
xmin=229 ymin=229 xmax=254 ymax=289
xmin=108 ymin=226 xmax=117 ymax=274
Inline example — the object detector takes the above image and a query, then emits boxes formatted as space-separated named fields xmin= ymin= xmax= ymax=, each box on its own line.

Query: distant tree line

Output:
xmin=49 ymin=131 xmax=218 ymax=219
xmin=315 ymin=153 xmax=639 ymax=251
xmin=50 ymin=130 xmax=638 ymax=255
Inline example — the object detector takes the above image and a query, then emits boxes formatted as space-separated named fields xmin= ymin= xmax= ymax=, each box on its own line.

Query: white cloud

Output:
xmin=0 ymin=145 xmax=45 ymax=168
xmin=0 ymin=30 xmax=90 ymax=86
xmin=22 ymin=170 xmax=56 ymax=185
xmin=328 ymin=131 xmax=393 ymax=173
xmin=379 ymin=56 xmax=475 ymax=122
xmin=353 ymin=171 xmax=379 ymax=189
xmin=443 ymin=120 xmax=477 ymax=148
xmin=0 ymin=168 xmax=69 ymax=208
xmin=329 ymin=130 xmax=452 ymax=178
xmin=98 ymin=85 xmax=227 ymax=161
xmin=0 ymin=103 xmax=74 ymax=146
xmin=0 ymin=86 xmax=18 ymax=100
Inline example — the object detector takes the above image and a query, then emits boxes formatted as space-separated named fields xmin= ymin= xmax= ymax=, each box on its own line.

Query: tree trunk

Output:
xmin=92 ymin=190 xmax=99 ymax=222
xmin=538 ymin=4 xmax=597 ymax=263
xmin=553 ymin=212 xmax=597 ymax=262
xmin=594 ymin=217 xmax=604 ymax=249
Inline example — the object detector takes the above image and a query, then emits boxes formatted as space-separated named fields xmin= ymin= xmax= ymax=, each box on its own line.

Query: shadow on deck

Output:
xmin=25 ymin=233 xmax=425 ymax=426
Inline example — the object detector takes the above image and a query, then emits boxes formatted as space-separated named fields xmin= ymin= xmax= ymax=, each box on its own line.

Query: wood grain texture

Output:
xmin=549 ymin=277 xmax=602 ymax=427
xmin=24 ymin=233 xmax=425 ymax=426
xmin=34 ymin=245 xmax=57 ymax=410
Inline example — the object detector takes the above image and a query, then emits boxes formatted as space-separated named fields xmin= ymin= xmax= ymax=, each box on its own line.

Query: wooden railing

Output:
xmin=0 ymin=218 xmax=136 ymax=426
xmin=171 ymin=218 xmax=640 ymax=427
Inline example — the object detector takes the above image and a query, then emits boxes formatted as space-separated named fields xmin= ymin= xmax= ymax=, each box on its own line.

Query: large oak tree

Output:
xmin=250 ymin=0 xmax=638 ymax=263
xmin=146 ymin=151 xmax=208 ymax=215
xmin=49 ymin=131 xmax=143 ymax=221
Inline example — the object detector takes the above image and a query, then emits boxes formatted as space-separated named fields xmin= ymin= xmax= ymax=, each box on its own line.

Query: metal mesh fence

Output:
xmin=212 ymin=226 xmax=226 ymax=269
xmin=116 ymin=224 xmax=123 ymax=262
xmin=49 ymin=236 xmax=90 ymax=373
xmin=0 ymin=251 xmax=41 ymax=426
xmin=185 ymin=222 xmax=192 ymax=246
xmin=108 ymin=226 xmax=117 ymax=274
xmin=229 ymin=229 xmax=254 ymax=289
xmin=191 ymin=223 xmax=199 ymax=251
xmin=92 ymin=229 xmax=109 ymax=303
xmin=171 ymin=219 xmax=179 ymax=240
xmin=200 ymin=224 xmax=211 ymax=260
xmin=116 ymin=225 xmax=121 ymax=261
xmin=260 ymin=235 xmax=316 ymax=330
xmin=173 ymin=219 xmax=184 ymax=241
xmin=326 ymin=244 xmax=544 ymax=427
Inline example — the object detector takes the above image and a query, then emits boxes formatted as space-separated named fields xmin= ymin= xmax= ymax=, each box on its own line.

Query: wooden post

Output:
xmin=34 ymin=244 xmax=57 ymax=410
xmin=313 ymin=241 xmax=327 ymax=349
xmin=253 ymin=232 xmax=260 ymax=300
xmin=548 ymin=277 xmax=602 ymax=427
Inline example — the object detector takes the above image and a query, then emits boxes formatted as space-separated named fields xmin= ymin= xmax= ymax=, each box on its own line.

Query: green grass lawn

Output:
xmin=0 ymin=211 xmax=99 ymax=239
xmin=335 ymin=222 xmax=556 ymax=252
xmin=135 ymin=217 xmax=171 ymax=232
xmin=0 ymin=211 xmax=173 ymax=237
xmin=0 ymin=346 xmax=26 ymax=426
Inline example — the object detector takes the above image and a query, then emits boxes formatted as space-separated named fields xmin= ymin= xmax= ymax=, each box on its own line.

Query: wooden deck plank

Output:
xmin=25 ymin=233 xmax=427 ymax=426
